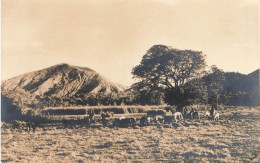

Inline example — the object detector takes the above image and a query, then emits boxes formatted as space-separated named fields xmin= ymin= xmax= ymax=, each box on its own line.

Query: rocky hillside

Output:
xmin=2 ymin=63 xmax=127 ymax=97
xmin=1 ymin=63 xmax=129 ymax=109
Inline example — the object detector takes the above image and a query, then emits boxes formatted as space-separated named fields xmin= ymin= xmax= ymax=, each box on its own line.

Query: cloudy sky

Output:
xmin=2 ymin=0 xmax=259 ymax=86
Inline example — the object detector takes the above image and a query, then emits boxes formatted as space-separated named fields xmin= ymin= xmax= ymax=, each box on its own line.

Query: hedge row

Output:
xmin=41 ymin=105 xmax=171 ymax=115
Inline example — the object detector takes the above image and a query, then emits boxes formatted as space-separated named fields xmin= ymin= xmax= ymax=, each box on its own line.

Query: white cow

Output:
xmin=173 ymin=112 xmax=183 ymax=122
xmin=204 ymin=111 xmax=211 ymax=117
xmin=213 ymin=113 xmax=220 ymax=121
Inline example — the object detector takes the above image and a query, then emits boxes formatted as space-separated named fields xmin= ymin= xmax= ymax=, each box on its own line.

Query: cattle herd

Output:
xmin=21 ymin=107 xmax=221 ymax=132
xmin=81 ymin=107 xmax=221 ymax=129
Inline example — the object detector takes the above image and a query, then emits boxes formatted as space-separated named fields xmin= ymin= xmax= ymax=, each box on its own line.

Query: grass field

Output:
xmin=1 ymin=107 xmax=260 ymax=162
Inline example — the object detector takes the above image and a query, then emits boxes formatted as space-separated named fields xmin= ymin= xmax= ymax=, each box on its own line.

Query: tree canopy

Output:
xmin=202 ymin=66 xmax=225 ymax=108
xmin=132 ymin=45 xmax=207 ymax=109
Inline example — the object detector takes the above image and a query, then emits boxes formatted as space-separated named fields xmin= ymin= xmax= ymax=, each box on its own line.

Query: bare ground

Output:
xmin=1 ymin=107 xmax=260 ymax=162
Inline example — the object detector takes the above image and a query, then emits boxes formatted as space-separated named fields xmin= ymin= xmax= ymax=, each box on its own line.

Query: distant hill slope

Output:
xmin=248 ymin=68 xmax=259 ymax=79
xmin=1 ymin=63 xmax=129 ymax=110
xmin=223 ymin=69 xmax=259 ymax=106
xmin=2 ymin=63 xmax=127 ymax=97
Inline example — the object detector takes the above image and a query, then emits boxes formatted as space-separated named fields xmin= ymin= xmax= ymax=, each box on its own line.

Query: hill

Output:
xmin=2 ymin=63 xmax=127 ymax=97
xmin=222 ymin=69 xmax=259 ymax=106
xmin=1 ymin=63 xmax=129 ymax=111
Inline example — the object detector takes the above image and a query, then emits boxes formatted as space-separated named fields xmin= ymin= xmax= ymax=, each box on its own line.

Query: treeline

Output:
xmin=130 ymin=68 xmax=259 ymax=107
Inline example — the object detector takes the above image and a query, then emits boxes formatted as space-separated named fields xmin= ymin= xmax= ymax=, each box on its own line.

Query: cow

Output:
xmin=62 ymin=119 xmax=69 ymax=129
xmin=114 ymin=117 xmax=136 ymax=128
xmin=101 ymin=112 xmax=107 ymax=127
xmin=173 ymin=112 xmax=183 ymax=122
xmin=140 ymin=115 xmax=147 ymax=126
xmin=185 ymin=108 xmax=199 ymax=120
xmin=88 ymin=109 xmax=95 ymax=124
xmin=140 ymin=115 xmax=153 ymax=126
xmin=84 ymin=117 xmax=91 ymax=127
xmin=154 ymin=115 xmax=164 ymax=124
xmin=209 ymin=108 xmax=220 ymax=121
xmin=183 ymin=108 xmax=188 ymax=119
xmin=204 ymin=111 xmax=211 ymax=120
xmin=210 ymin=108 xmax=216 ymax=119
xmin=185 ymin=110 xmax=193 ymax=119
xmin=213 ymin=112 xmax=220 ymax=121
xmin=164 ymin=115 xmax=173 ymax=124
xmin=193 ymin=111 xmax=200 ymax=119
xmin=27 ymin=122 xmax=37 ymax=133
xmin=204 ymin=111 xmax=211 ymax=117
xmin=129 ymin=118 xmax=137 ymax=127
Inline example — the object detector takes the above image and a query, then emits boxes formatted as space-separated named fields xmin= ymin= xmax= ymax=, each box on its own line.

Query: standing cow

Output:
xmin=173 ymin=112 xmax=183 ymax=122
xmin=101 ymin=112 xmax=107 ymax=127
xmin=89 ymin=109 xmax=95 ymax=124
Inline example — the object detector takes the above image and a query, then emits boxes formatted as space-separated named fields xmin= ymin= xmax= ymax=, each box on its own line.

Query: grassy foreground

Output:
xmin=1 ymin=107 xmax=260 ymax=162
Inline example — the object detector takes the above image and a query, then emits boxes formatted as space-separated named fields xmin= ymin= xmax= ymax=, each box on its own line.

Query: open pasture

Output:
xmin=1 ymin=107 xmax=260 ymax=162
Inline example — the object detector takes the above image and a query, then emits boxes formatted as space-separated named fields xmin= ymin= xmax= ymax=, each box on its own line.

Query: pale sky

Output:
xmin=2 ymin=0 xmax=259 ymax=86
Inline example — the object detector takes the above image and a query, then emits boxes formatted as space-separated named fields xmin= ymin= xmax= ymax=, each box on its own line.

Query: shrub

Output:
xmin=42 ymin=109 xmax=87 ymax=115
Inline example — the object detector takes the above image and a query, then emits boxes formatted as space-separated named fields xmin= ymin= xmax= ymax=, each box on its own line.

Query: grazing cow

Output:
xmin=210 ymin=108 xmax=216 ymax=118
xmin=154 ymin=115 xmax=164 ymax=124
xmin=209 ymin=108 xmax=220 ymax=121
xmin=164 ymin=115 xmax=173 ymax=124
xmin=185 ymin=110 xmax=193 ymax=119
xmin=147 ymin=117 xmax=152 ymax=124
xmin=84 ymin=117 xmax=91 ymax=127
xmin=88 ymin=109 xmax=95 ymax=124
xmin=114 ymin=117 xmax=136 ymax=128
xmin=204 ymin=111 xmax=211 ymax=120
xmin=184 ymin=108 xmax=199 ymax=120
xmin=140 ymin=116 xmax=147 ymax=126
xmin=101 ymin=112 xmax=107 ymax=127
xmin=193 ymin=111 xmax=200 ymax=119
xmin=183 ymin=108 xmax=188 ymax=119
xmin=27 ymin=122 xmax=37 ymax=133
xmin=140 ymin=115 xmax=153 ymax=126
xmin=204 ymin=111 xmax=211 ymax=117
xmin=173 ymin=112 xmax=183 ymax=122
xmin=119 ymin=118 xmax=131 ymax=128
xmin=129 ymin=118 xmax=137 ymax=127
xmin=62 ymin=119 xmax=69 ymax=128
xmin=32 ymin=122 xmax=37 ymax=132
xmin=213 ymin=113 xmax=220 ymax=121
xmin=27 ymin=122 xmax=31 ymax=132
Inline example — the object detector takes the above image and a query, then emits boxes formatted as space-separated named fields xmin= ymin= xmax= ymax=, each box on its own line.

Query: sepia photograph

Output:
xmin=1 ymin=0 xmax=260 ymax=162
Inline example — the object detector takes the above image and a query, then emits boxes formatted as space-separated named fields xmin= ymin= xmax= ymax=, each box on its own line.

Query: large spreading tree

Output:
xmin=132 ymin=45 xmax=207 ymax=110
